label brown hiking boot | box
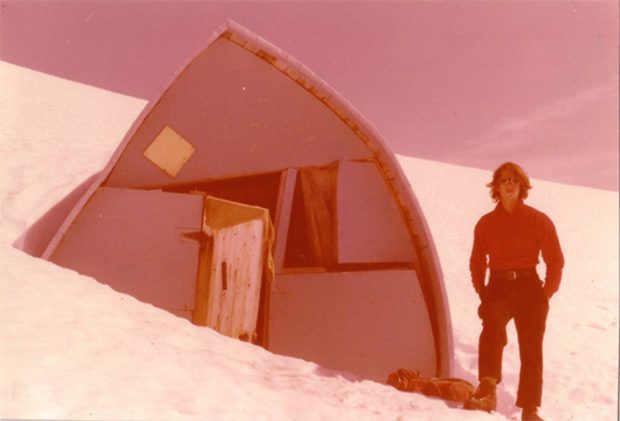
[463,376,497,412]
[522,406,544,421]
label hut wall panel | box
[49,187,203,318]
[105,38,372,188]
[268,270,436,382]
[337,161,416,264]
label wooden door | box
[193,196,269,344]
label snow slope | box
[1,61,617,420]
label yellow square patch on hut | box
[144,126,196,178]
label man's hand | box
[473,280,484,297]
[543,283,555,299]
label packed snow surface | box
[1,61,618,420]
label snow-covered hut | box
[41,21,453,382]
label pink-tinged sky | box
[1,0,618,191]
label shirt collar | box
[494,201,525,216]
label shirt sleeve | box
[469,219,488,293]
[540,214,564,295]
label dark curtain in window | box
[298,161,339,268]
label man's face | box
[498,171,521,203]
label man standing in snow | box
[464,162,564,421]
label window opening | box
[163,171,281,225]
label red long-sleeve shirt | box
[469,202,564,294]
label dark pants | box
[477,273,549,408]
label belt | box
[490,268,537,281]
